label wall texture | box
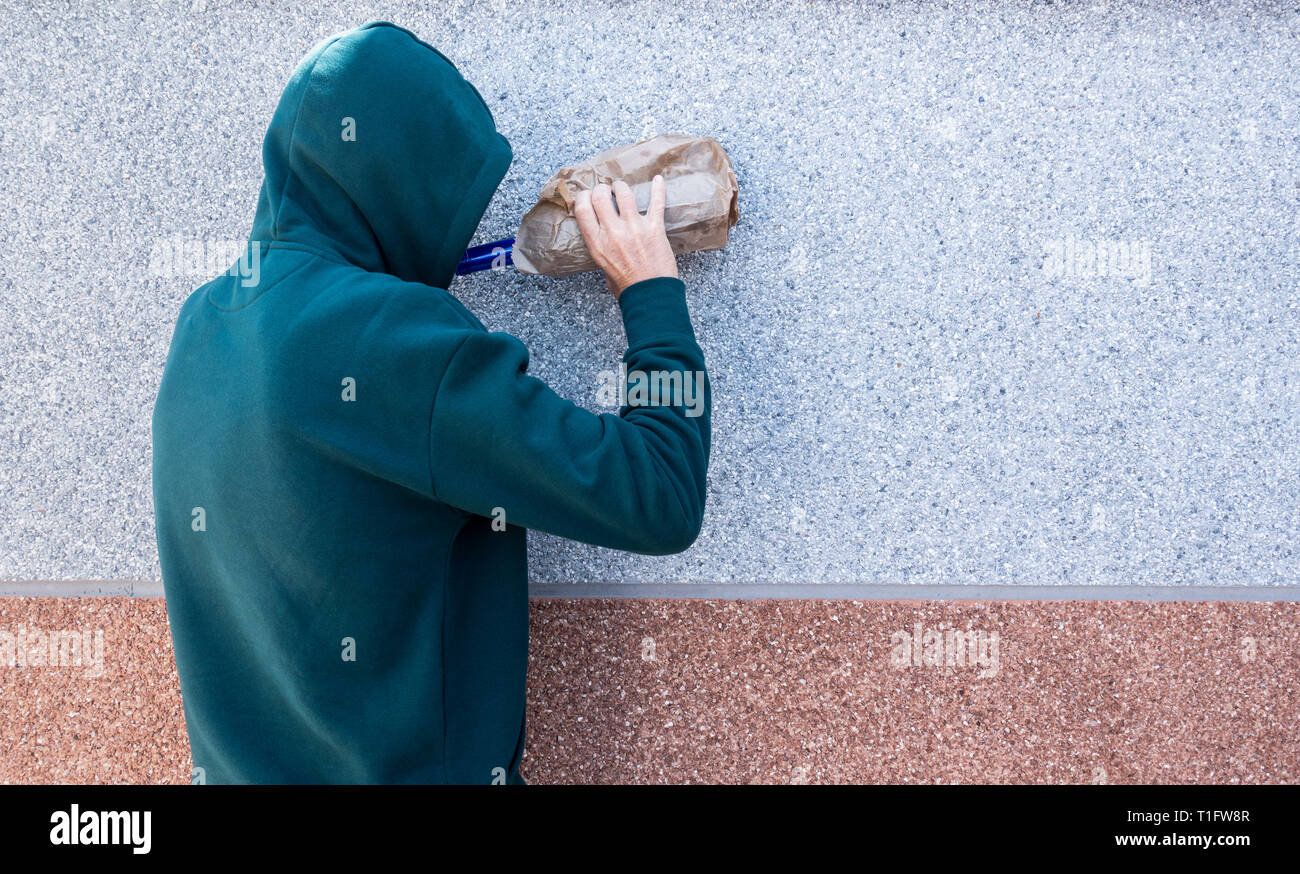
[1,1,1298,592]
[2,597,1297,784]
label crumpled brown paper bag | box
[512,133,739,276]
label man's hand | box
[573,175,678,298]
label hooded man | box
[152,22,710,784]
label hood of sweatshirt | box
[249,21,512,290]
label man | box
[152,22,710,784]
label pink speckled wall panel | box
[2,598,1296,784]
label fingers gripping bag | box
[512,133,740,277]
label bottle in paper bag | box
[512,133,739,277]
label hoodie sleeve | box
[428,276,710,555]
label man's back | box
[152,21,710,784]
[154,251,529,783]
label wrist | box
[616,276,691,342]
[615,269,680,299]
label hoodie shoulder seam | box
[425,331,477,503]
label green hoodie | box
[152,22,710,784]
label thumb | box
[647,174,667,224]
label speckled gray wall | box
[1,1,1297,588]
